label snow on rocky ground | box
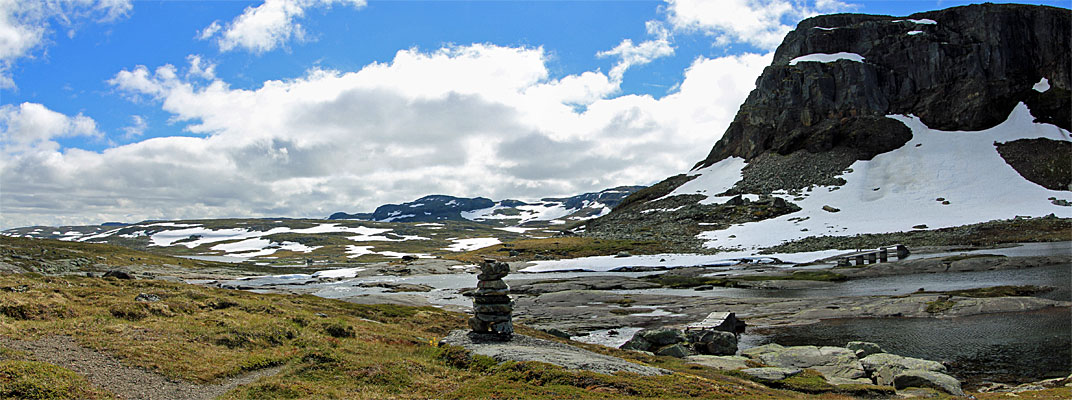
[146,223,411,249]
[446,237,502,252]
[496,227,538,233]
[789,52,865,65]
[461,199,611,226]
[462,202,573,224]
[663,157,747,203]
[675,103,1070,252]
[209,238,321,258]
[1033,77,1051,92]
[20,221,441,260]
[892,18,938,25]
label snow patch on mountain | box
[691,103,1070,251]
[1033,77,1051,93]
[789,52,865,65]
[662,157,747,204]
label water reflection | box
[749,308,1072,385]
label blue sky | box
[1,0,1068,228]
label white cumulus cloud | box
[2,43,769,229]
[598,21,675,81]
[121,115,147,139]
[665,0,853,49]
[201,0,366,53]
[0,102,101,145]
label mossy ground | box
[0,360,116,400]
[975,387,1072,400]
[924,299,957,313]
[4,219,538,267]
[940,285,1054,298]
[0,273,836,399]
[0,236,236,272]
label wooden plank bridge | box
[834,244,910,267]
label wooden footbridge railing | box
[834,244,910,267]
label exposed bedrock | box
[995,138,1072,191]
[696,3,1071,169]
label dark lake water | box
[746,307,1072,386]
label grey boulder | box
[740,367,803,381]
[747,345,866,381]
[893,370,965,396]
[860,353,946,385]
[655,343,692,358]
[845,341,884,358]
[688,330,738,356]
[636,328,687,347]
[685,355,749,370]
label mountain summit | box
[586,3,1070,251]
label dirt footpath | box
[0,335,281,400]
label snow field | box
[687,103,1070,251]
[445,237,502,252]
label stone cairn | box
[468,258,513,339]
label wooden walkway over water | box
[834,244,910,267]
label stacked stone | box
[468,258,513,339]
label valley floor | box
[1,234,1069,399]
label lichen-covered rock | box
[619,336,653,352]
[860,353,946,385]
[685,355,749,370]
[654,343,691,358]
[740,367,804,381]
[846,341,884,358]
[688,330,738,356]
[636,328,687,347]
[893,369,965,396]
[741,343,785,358]
[746,345,866,380]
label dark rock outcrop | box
[696,4,1070,169]
[995,138,1072,191]
[581,4,1070,249]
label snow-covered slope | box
[675,103,1070,251]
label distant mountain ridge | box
[328,186,645,226]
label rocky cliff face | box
[697,3,1070,169]
[585,4,1071,252]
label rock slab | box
[747,345,866,381]
[860,353,946,386]
[893,370,966,396]
[741,367,804,381]
[440,330,669,376]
